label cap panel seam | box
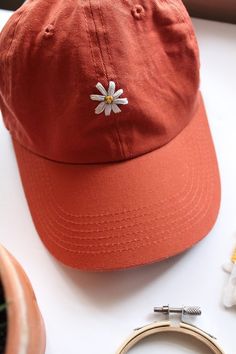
[98,0,130,159]
[4,6,27,65]
[89,0,126,160]
[82,2,99,81]
[84,0,123,160]
[166,0,200,65]
[88,0,108,82]
[2,7,28,141]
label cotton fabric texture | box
[0,0,220,270]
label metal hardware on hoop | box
[116,305,224,354]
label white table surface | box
[1,8,236,354]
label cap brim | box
[13,94,220,271]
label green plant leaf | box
[0,303,7,312]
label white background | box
[1,8,236,354]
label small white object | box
[222,261,236,308]
[223,261,234,274]
[90,81,128,116]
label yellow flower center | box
[104,95,114,104]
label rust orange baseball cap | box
[0,0,220,271]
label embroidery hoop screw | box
[154,305,201,321]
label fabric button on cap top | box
[0,0,220,270]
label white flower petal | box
[91,82,128,116]
[113,89,123,99]
[108,81,116,96]
[90,94,105,102]
[114,98,128,105]
[95,101,106,114]
[105,104,112,116]
[96,82,107,95]
[112,103,121,114]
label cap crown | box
[0,0,199,163]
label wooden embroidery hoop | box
[116,306,225,354]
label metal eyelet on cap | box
[131,4,145,20]
[44,24,55,38]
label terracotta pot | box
[0,245,46,354]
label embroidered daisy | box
[90,81,128,116]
